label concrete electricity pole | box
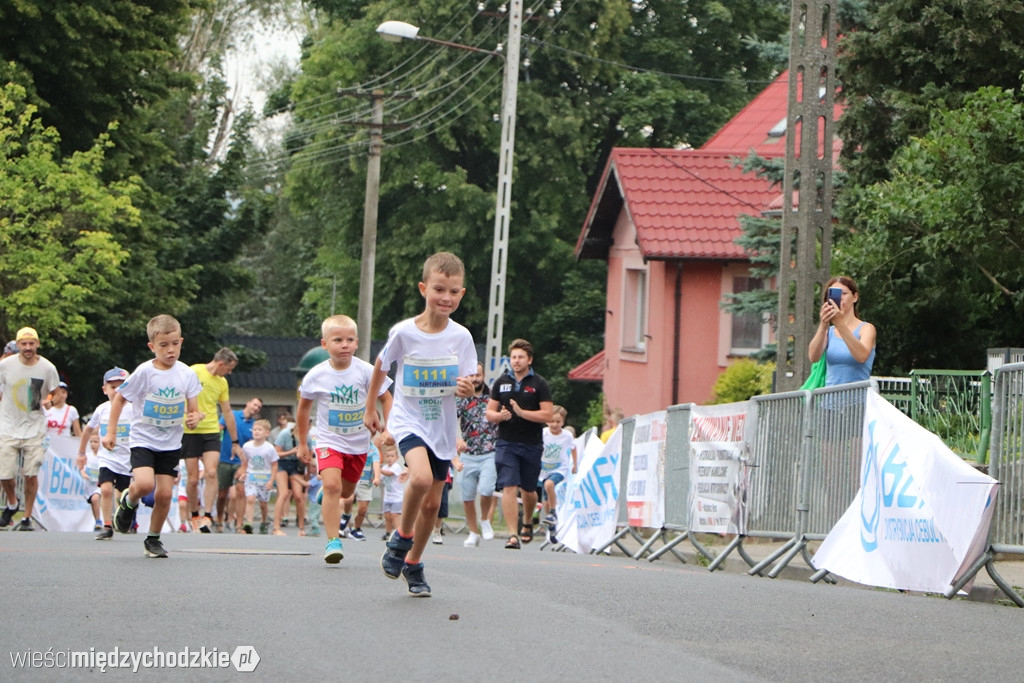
[357,89,384,361]
[775,1,838,390]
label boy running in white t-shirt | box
[296,314,393,564]
[79,367,135,540]
[378,437,406,540]
[103,315,202,558]
[540,405,577,529]
[364,252,477,597]
[242,419,278,534]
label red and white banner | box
[688,402,753,535]
[626,411,667,528]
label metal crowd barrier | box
[641,403,691,562]
[752,380,872,579]
[946,362,1024,605]
[593,418,643,555]
[702,390,807,573]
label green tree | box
[837,86,1024,371]
[263,0,788,417]
[0,83,135,341]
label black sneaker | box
[350,528,366,541]
[14,518,33,531]
[0,501,18,527]
[402,562,431,597]
[381,531,413,579]
[95,527,114,540]
[143,537,168,558]
[114,490,137,534]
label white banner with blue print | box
[555,426,622,554]
[813,390,998,593]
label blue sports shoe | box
[381,531,413,579]
[402,562,431,597]
[324,538,344,564]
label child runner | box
[540,405,578,530]
[103,315,202,558]
[296,314,393,564]
[378,438,406,541]
[79,367,134,540]
[242,419,278,534]
[364,251,477,597]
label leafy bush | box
[709,359,775,404]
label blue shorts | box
[459,452,497,501]
[494,440,542,491]
[399,435,450,482]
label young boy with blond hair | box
[296,314,393,564]
[540,405,577,529]
[378,437,406,540]
[364,252,477,597]
[242,418,278,534]
[103,315,202,558]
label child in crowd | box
[540,405,577,529]
[307,473,322,536]
[364,252,477,597]
[296,314,393,564]
[242,419,278,535]
[79,367,134,540]
[103,315,202,558]
[79,433,103,530]
[46,381,82,439]
[341,440,381,541]
[378,438,406,540]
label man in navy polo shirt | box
[486,339,553,548]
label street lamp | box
[377,2,523,385]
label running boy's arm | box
[372,459,381,487]
[185,396,202,430]
[363,358,390,440]
[76,424,96,467]
[102,393,126,451]
[295,397,314,464]
[266,460,278,490]
[571,445,578,474]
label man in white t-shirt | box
[0,327,60,530]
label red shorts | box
[315,447,367,484]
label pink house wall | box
[601,213,732,417]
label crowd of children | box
[21,252,591,600]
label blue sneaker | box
[381,531,413,579]
[402,562,431,597]
[324,538,344,564]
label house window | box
[730,276,767,354]
[622,268,648,352]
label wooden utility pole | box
[357,90,384,361]
[775,1,838,390]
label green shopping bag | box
[800,356,827,391]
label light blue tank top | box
[825,322,875,386]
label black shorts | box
[98,467,132,492]
[438,480,451,518]
[182,433,220,459]
[398,435,450,482]
[278,457,302,477]
[130,447,181,477]
[494,440,543,491]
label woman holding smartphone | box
[808,276,876,386]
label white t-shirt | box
[377,318,477,461]
[243,440,279,489]
[541,428,576,480]
[45,403,80,437]
[82,448,101,486]
[88,401,134,475]
[0,355,60,439]
[116,360,201,452]
[299,358,392,454]
[380,461,405,505]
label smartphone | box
[827,287,843,310]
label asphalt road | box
[2,528,1022,681]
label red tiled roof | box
[567,350,605,382]
[576,148,779,260]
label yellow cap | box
[15,327,39,342]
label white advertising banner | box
[555,426,622,554]
[813,391,999,593]
[688,402,753,535]
[36,436,95,532]
[626,411,667,529]
[34,436,180,533]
